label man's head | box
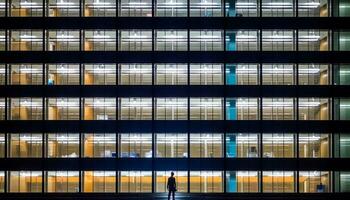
[171,172,174,177]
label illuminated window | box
[83,98,116,120]
[119,98,152,120]
[225,0,259,17]
[155,64,188,85]
[262,30,295,51]
[190,64,224,85]
[190,133,223,158]
[262,0,295,17]
[47,30,80,51]
[299,98,330,120]
[155,133,188,158]
[262,171,295,193]
[83,171,116,192]
[83,133,116,158]
[226,98,260,120]
[155,171,188,192]
[10,30,43,51]
[0,134,4,158]
[298,64,330,85]
[155,0,187,17]
[84,30,116,51]
[8,171,42,193]
[46,64,80,85]
[118,171,152,193]
[46,171,79,192]
[226,30,260,51]
[118,64,152,85]
[262,133,295,158]
[47,98,80,120]
[226,171,260,192]
[0,171,4,192]
[298,30,329,51]
[83,64,116,85]
[9,64,43,85]
[118,0,152,17]
[119,133,152,158]
[299,133,330,158]
[190,171,224,193]
[190,98,223,120]
[298,0,328,17]
[262,98,295,120]
[0,65,5,84]
[226,133,260,158]
[155,98,188,120]
[0,98,5,120]
[299,171,330,193]
[262,64,295,85]
[155,30,188,51]
[8,133,42,158]
[48,0,80,17]
[46,133,79,158]
[9,98,43,120]
[84,0,116,17]
[10,0,43,17]
[118,30,152,51]
[190,0,223,17]
[190,30,224,51]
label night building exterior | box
[1,0,350,199]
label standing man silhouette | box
[167,172,177,200]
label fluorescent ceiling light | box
[19,1,42,8]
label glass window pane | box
[190,98,223,120]
[226,64,259,85]
[8,171,42,193]
[155,30,188,51]
[226,133,260,158]
[155,64,188,85]
[190,0,223,17]
[298,64,329,85]
[118,64,152,85]
[155,171,188,192]
[8,133,42,158]
[155,134,188,158]
[226,0,259,17]
[190,64,224,85]
[298,30,329,51]
[155,0,187,17]
[9,64,43,85]
[226,30,259,51]
[48,0,80,17]
[46,171,79,193]
[263,133,295,158]
[299,133,330,158]
[226,98,259,120]
[84,64,116,85]
[190,30,224,51]
[262,30,295,51]
[47,64,80,85]
[299,171,330,193]
[83,98,116,120]
[190,171,224,193]
[84,0,116,17]
[190,133,223,158]
[118,0,152,17]
[83,171,116,192]
[10,30,43,51]
[226,171,260,192]
[155,98,188,120]
[9,98,43,120]
[47,30,80,51]
[298,0,328,17]
[119,30,152,51]
[119,98,152,120]
[84,30,116,51]
[262,0,295,17]
[262,64,295,85]
[118,171,152,192]
[263,171,295,193]
[119,133,152,158]
[262,98,295,120]
[47,133,79,158]
[10,0,43,17]
[83,133,116,158]
[47,98,80,120]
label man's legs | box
[168,190,171,200]
[172,190,175,200]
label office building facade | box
[0,0,350,199]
